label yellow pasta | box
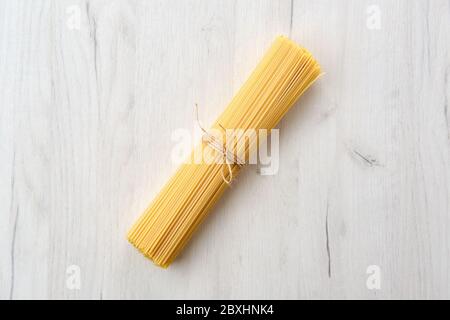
[127,36,321,268]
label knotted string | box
[195,104,245,185]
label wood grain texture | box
[0,0,449,299]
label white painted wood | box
[0,0,449,299]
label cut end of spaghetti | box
[127,232,170,269]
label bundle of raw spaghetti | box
[128,36,321,268]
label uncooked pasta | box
[127,36,321,268]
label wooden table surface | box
[1,0,449,299]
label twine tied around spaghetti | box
[195,104,245,185]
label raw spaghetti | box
[128,36,321,268]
